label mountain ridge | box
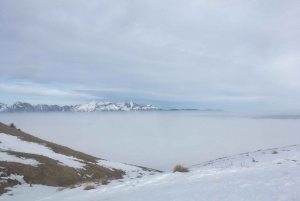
[0,101,221,113]
[0,101,158,113]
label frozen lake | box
[0,111,299,172]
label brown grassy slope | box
[0,151,124,186]
[0,122,125,194]
[0,122,98,163]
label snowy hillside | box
[0,133,159,175]
[1,125,300,201]
[0,123,162,197]
[0,101,158,113]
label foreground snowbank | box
[1,144,300,201]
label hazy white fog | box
[0,112,299,172]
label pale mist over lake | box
[0,111,299,172]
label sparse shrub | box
[137,175,142,178]
[84,185,95,190]
[272,150,278,154]
[101,178,109,185]
[173,165,189,173]
[9,123,16,129]
[57,187,67,191]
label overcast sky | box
[0,0,299,109]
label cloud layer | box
[0,1,299,109]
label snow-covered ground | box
[1,139,300,201]
[0,152,40,166]
[0,133,85,169]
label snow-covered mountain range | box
[0,101,158,113]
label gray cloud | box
[0,0,299,108]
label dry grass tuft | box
[272,150,278,154]
[57,187,67,191]
[69,185,76,189]
[84,185,95,190]
[173,165,189,173]
[101,178,109,185]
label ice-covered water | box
[0,111,299,171]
